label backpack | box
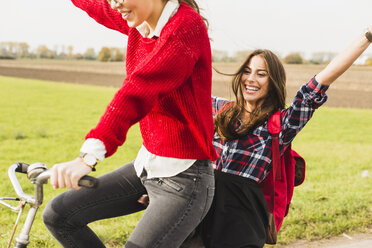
[259,111,306,244]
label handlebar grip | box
[15,163,30,174]
[78,176,99,188]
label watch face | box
[84,154,97,166]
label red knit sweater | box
[72,0,217,160]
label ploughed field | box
[1,59,371,108]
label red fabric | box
[259,111,306,231]
[72,0,217,160]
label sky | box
[1,0,371,57]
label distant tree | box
[67,45,74,59]
[233,50,252,63]
[309,52,326,64]
[73,53,84,60]
[212,49,230,62]
[61,45,66,56]
[18,42,30,58]
[98,47,111,62]
[37,45,49,58]
[366,58,372,66]
[283,52,303,64]
[309,52,337,64]
[111,47,125,61]
[84,48,97,60]
[0,48,7,57]
[0,42,9,57]
[8,42,14,57]
[56,52,68,60]
[37,45,55,59]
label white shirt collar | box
[136,0,180,38]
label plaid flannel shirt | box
[212,77,329,183]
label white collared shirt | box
[81,0,196,178]
[136,0,179,38]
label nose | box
[247,73,256,82]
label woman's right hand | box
[50,157,92,190]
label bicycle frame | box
[0,162,98,248]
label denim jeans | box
[42,160,215,248]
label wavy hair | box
[214,49,286,140]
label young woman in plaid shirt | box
[198,28,372,248]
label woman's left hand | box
[138,194,149,207]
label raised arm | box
[71,0,129,34]
[316,27,372,86]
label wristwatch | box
[79,152,97,171]
[365,29,372,43]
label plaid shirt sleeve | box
[212,96,232,118]
[280,76,329,149]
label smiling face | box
[241,55,270,112]
[110,0,165,30]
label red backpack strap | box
[267,111,282,136]
[268,111,282,181]
[267,111,282,212]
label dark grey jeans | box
[42,160,214,248]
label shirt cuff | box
[303,76,329,108]
[80,138,106,161]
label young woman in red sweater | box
[42,0,217,247]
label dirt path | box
[276,230,372,248]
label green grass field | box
[0,76,371,247]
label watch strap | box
[79,152,97,171]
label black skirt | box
[200,170,268,248]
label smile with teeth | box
[245,85,260,92]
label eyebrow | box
[245,66,268,72]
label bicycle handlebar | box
[14,162,98,187]
[8,162,98,205]
[35,170,98,188]
[2,162,98,247]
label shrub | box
[283,52,304,64]
[365,58,372,66]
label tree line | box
[1,42,371,65]
[0,42,125,62]
[213,49,372,66]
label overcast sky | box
[1,0,371,57]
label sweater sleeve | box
[279,76,329,149]
[86,28,203,157]
[71,0,129,35]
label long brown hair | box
[214,49,286,141]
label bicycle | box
[0,162,98,248]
